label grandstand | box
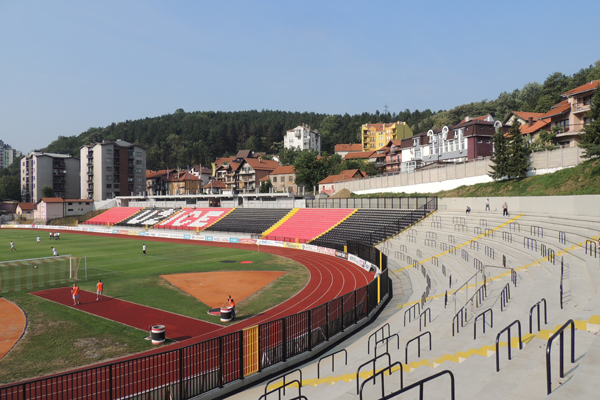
[262,208,356,242]
[43,201,600,399]
[205,207,291,234]
[154,208,233,231]
[227,208,600,399]
[311,208,429,250]
[85,207,141,225]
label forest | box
[31,60,600,172]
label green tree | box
[293,150,326,191]
[0,175,20,201]
[506,122,530,179]
[530,129,557,151]
[489,126,510,180]
[278,147,301,166]
[579,87,600,158]
[259,179,273,193]
[41,185,55,198]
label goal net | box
[0,255,86,293]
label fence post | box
[239,331,244,380]
[308,310,313,351]
[354,290,358,325]
[341,297,345,332]
[179,348,184,400]
[282,318,287,361]
[326,302,330,340]
[219,336,224,388]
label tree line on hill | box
[0,61,597,201]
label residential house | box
[16,203,36,220]
[266,165,298,194]
[236,158,281,191]
[284,124,321,154]
[213,157,242,191]
[146,169,174,196]
[189,165,212,186]
[361,121,413,151]
[504,111,550,143]
[80,139,146,201]
[20,152,80,203]
[343,151,377,163]
[318,169,367,195]
[202,179,226,195]
[557,80,600,146]
[334,144,363,158]
[167,171,203,195]
[383,140,403,173]
[399,116,502,173]
[33,197,65,222]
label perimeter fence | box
[0,242,389,400]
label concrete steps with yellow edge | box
[197,207,237,232]
[309,208,359,243]
[260,208,300,238]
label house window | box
[555,119,569,131]
[584,117,595,125]
[289,176,293,182]
[106,166,112,172]
[273,177,277,182]
[136,151,142,157]
[136,168,142,173]
[477,139,483,143]
[107,184,112,188]
[136,160,142,165]
[583,95,592,106]
[106,158,112,164]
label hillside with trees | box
[35,61,600,172]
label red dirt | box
[160,271,286,308]
[0,298,26,360]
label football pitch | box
[0,229,308,383]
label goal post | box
[0,255,86,293]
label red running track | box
[31,288,222,341]
[1,229,373,395]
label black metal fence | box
[306,196,438,210]
[0,246,389,400]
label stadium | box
[0,194,599,399]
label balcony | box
[87,153,94,159]
[572,104,590,114]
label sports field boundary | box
[0,224,386,400]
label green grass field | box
[0,229,308,384]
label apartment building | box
[266,165,298,194]
[1,140,21,169]
[284,124,321,154]
[80,140,146,201]
[361,121,413,151]
[20,152,80,203]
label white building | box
[0,140,21,169]
[80,139,146,201]
[284,124,321,154]
[20,152,80,203]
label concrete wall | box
[439,194,600,217]
[338,146,584,195]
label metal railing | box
[448,234,455,244]
[375,334,400,357]
[259,379,301,400]
[1,245,388,400]
[368,324,391,354]
[419,308,431,332]
[404,303,420,327]
[502,231,512,243]
[380,370,455,400]
[546,319,576,395]
[356,352,391,395]
[530,225,544,237]
[558,231,567,244]
[474,308,493,340]
[264,369,302,397]
[359,362,403,400]
[524,237,538,251]
[317,349,347,379]
[495,320,522,372]
[529,299,548,334]
[509,221,520,232]
[585,239,597,258]
[405,331,432,364]
[500,283,511,311]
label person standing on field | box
[502,202,509,217]
[10,241,16,252]
[142,243,146,255]
[227,295,236,320]
[485,198,490,211]
[71,283,80,305]
[36,236,41,245]
[96,280,103,301]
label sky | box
[1,0,599,154]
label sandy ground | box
[0,298,26,360]
[160,271,286,308]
